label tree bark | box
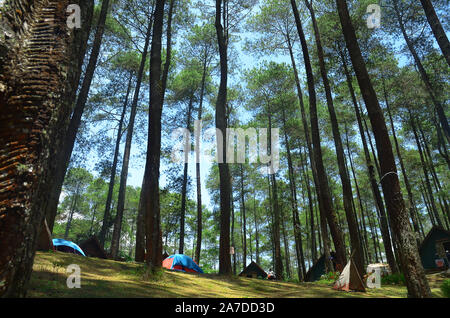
[215,0,232,275]
[0,0,91,297]
[336,0,431,298]
[143,0,166,270]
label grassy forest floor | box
[28,251,446,298]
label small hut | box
[419,226,450,270]
[79,236,108,259]
[239,261,267,279]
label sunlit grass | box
[27,251,446,298]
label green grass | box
[27,251,446,298]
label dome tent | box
[52,239,86,256]
[162,254,203,274]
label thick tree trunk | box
[419,0,450,66]
[143,0,166,270]
[290,0,346,268]
[215,0,232,275]
[0,0,90,297]
[336,0,431,298]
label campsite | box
[27,251,448,298]
[0,0,449,301]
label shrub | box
[381,273,406,286]
[441,279,450,298]
[318,271,340,284]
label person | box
[267,268,276,280]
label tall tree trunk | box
[0,0,91,297]
[281,208,291,279]
[135,179,146,262]
[179,93,194,254]
[253,192,260,264]
[143,0,166,270]
[290,0,346,268]
[306,0,364,275]
[287,32,320,267]
[110,17,154,259]
[338,46,399,274]
[100,72,134,249]
[215,0,232,275]
[64,187,80,240]
[417,121,450,227]
[409,111,443,228]
[336,0,431,297]
[239,164,247,268]
[298,144,318,265]
[282,109,307,280]
[231,190,236,275]
[382,78,422,241]
[344,123,370,263]
[393,0,450,143]
[231,193,236,275]
[419,0,450,66]
[267,112,284,280]
[45,0,110,233]
[194,51,208,264]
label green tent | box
[419,226,450,270]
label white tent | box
[333,257,366,292]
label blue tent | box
[162,254,204,274]
[52,239,86,256]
